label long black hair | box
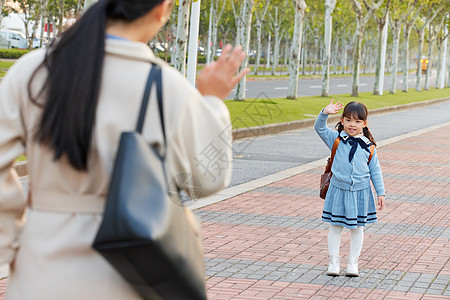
[335,101,377,147]
[28,0,165,171]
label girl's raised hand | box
[323,99,344,115]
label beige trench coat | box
[0,39,232,299]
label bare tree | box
[400,2,422,92]
[253,0,270,75]
[321,0,336,97]
[173,0,191,75]
[424,15,445,90]
[388,2,407,94]
[373,0,391,95]
[350,0,383,97]
[233,0,255,101]
[207,0,227,64]
[413,6,441,91]
[269,6,286,75]
[0,0,6,29]
[287,0,307,100]
[39,0,47,48]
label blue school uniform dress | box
[314,110,385,229]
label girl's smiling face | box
[341,115,367,137]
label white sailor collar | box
[339,131,372,145]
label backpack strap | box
[368,144,375,164]
[325,137,340,173]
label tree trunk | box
[83,0,96,11]
[312,35,318,75]
[424,38,434,90]
[439,23,448,89]
[234,0,255,101]
[287,0,307,100]
[389,20,401,94]
[58,0,64,33]
[206,5,213,64]
[255,23,263,75]
[254,0,270,75]
[401,29,412,92]
[40,0,48,48]
[174,0,191,76]
[373,12,389,95]
[322,0,336,97]
[351,28,363,97]
[208,0,226,63]
[271,28,281,75]
[0,0,5,29]
[435,40,442,89]
[266,34,271,69]
[415,30,425,91]
[170,9,177,65]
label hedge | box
[155,53,208,64]
[0,49,30,59]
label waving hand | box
[323,99,344,115]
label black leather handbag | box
[93,65,207,300]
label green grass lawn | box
[0,61,15,69]
[225,88,450,129]
[16,154,27,162]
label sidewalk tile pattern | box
[0,127,448,299]
[200,126,450,299]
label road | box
[227,73,437,99]
[229,99,450,187]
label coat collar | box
[105,38,168,67]
[339,131,372,145]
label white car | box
[0,29,27,49]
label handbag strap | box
[135,64,167,149]
[325,137,340,173]
[368,144,375,164]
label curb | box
[232,96,450,140]
[13,97,450,177]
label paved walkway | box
[0,123,449,299]
[198,123,449,299]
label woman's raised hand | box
[196,44,250,100]
[323,99,344,115]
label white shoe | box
[346,256,359,277]
[326,255,340,276]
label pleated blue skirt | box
[322,183,377,229]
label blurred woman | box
[0,0,247,298]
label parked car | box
[0,29,27,49]
[32,37,49,49]
[149,42,165,53]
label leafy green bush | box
[154,53,208,64]
[0,49,30,59]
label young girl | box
[314,100,385,277]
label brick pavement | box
[0,125,448,299]
[200,125,450,299]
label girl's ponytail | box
[363,127,377,147]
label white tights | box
[328,225,364,258]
